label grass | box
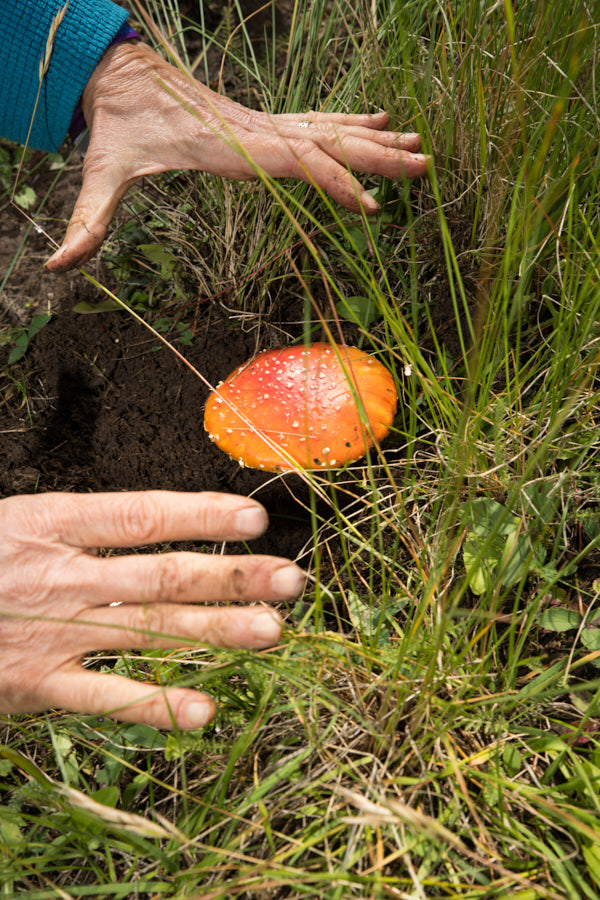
[2,0,600,896]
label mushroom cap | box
[204,343,398,471]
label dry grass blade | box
[55,782,186,840]
[339,787,567,900]
[39,0,70,82]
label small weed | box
[0,143,35,209]
[5,313,52,365]
[462,495,553,595]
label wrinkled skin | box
[46,41,429,271]
[0,491,304,729]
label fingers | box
[272,110,392,130]
[230,132,370,211]
[41,668,218,730]
[80,551,304,607]
[310,133,430,180]
[265,117,424,152]
[208,125,428,211]
[18,490,269,548]
[80,603,284,651]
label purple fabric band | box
[110,25,141,45]
[68,22,141,141]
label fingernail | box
[361,192,380,213]
[46,245,70,272]
[251,610,283,645]
[270,564,304,599]
[185,700,214,728]
[234,505,268,538]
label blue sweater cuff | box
[0,0,130,152]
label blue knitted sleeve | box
[0,0,130,152]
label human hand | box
[0,490,303,729]
[46,41,429,271]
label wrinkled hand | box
[46,41,429,271]
[0,490,303,729]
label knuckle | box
[117,493,165,545]
[0,547,67,614]
[145,604,172,642]
[125,689,175,727]
[293,139,318,160]
[0,615,39,653]
[124,602,170,644]
[0,629,52,714]
[0,667,36,713]
[1,493,58,538]
[150,554,187,603]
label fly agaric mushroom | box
[204,343,397,471]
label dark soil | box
[0,245,323,563]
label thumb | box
[46,155,131,272]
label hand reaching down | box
[46,41,430,271]
[0,490,304,730]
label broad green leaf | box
[118,722,166,749]
[14,185,36,209]
[463,521,505,595]
[7,333,28,364]
[138,243,178,280]
[336,295,380,327]
[466,497,521,536]
[7,313,52,363]
[47,151,66,170]
[346,591,391,643]
[521,481,560,526]
[463,498,546,594]
[500,528,533,588]
[73,298,122,313]
[581,628,600,651]
[29,313,52,333]
[503,743,523,776]
[0,813,25,849]
[539,607,581,632]
[92,786,120,808]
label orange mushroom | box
[204,343,397,472]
